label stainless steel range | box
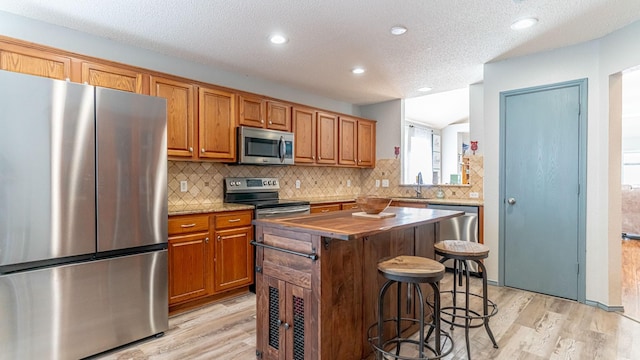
[224,177,310,219]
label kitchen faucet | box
[415,172,423,198]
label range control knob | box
[273,180,277,186]
[263,180,268,186]
[235,181,241,186]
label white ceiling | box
[1,0,639,121]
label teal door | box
[500,80,586,301]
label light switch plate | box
[382,179,389,188]
[347,179,351,187]
[295,179,301,189]
[375,179,380,187]
[180,181,188,192]
[469,192,479,198]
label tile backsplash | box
[168,155,484,206]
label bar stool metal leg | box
[477,260,498,349]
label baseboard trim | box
[585,300,624,312]
[487,279,498,287]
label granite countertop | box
[253,206,463,241]
[168,202,254,216]
[392,198,484,206]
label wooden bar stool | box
[433,240,498,360]
[367,255,453,359]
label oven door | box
[255,205,310,219]
[237,126,294,165]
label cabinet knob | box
[269,120,272,125]
[189,147,193,153]
[318,156,321,160]
[312,156,315,160]
[205,237,209,243]
[283,322,290,330]
[261,119,264,124]
[217,235,221,241]
[201,148,205,153]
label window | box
[402,123,434,184]
[623,152,640,187]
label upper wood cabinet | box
[292,106,316,164]
[267,100,292,131]
[316,111,338,165]
[293,108,338,165]
[339,116,376,168]
[150,76,196,158]
[199,87,236,161]
[81,61,147,94]
[357,118,376,167]
[238,94,265,128]
[239,94,292,131]
[0,43,73,80]
[338,116,358,166]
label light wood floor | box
[94,273,640,360]
[622,239,640,321]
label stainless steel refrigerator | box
[0,70,168,359]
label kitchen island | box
[253,206,462,360]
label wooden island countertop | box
[254,207,462,360]
[252,206,463,241]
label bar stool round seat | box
[433,240,499,360]
[368,255,453,360]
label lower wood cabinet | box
[214,225,253,292]
[168,231,212,304]
[168,210,253,313]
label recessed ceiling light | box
[269,34,288,44]
[352,67,365,74]
[390,26,408,36]
[510,17,538,30]
[418,87,433,92]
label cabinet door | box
[0,43,72,80]
[168,232,212,305]
[267,101,291,131]
[317,111,338,165]
[258,275,287,360]
[81,62,147,94]
[150,76,196,158]
[258,275,311,360]
[198,87,236,161]
[285,283,312,360]
[238,94,266,128]
[292,106,316,164]
[213,226,253,292]
[357,119,376,167]
[338,116,358,166]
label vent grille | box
[293,295,305,360]
[268,286,280,350]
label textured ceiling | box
[0,0,639,115]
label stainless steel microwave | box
[237,126,295,165]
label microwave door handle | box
[279,136,285,163]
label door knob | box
[507,198,516,205]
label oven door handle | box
[278,135,285,163]
[256,207,310,217]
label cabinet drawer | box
[310,204,341,214]
[214,211,253,229]
[168,214,210,235]
[341,202,359,210]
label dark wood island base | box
[253,206,462,360]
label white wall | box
[469,83,484,155]
[483,19,640,307]
[0,11,358,115]
[359,99,402,160]
[441,123,469,183]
